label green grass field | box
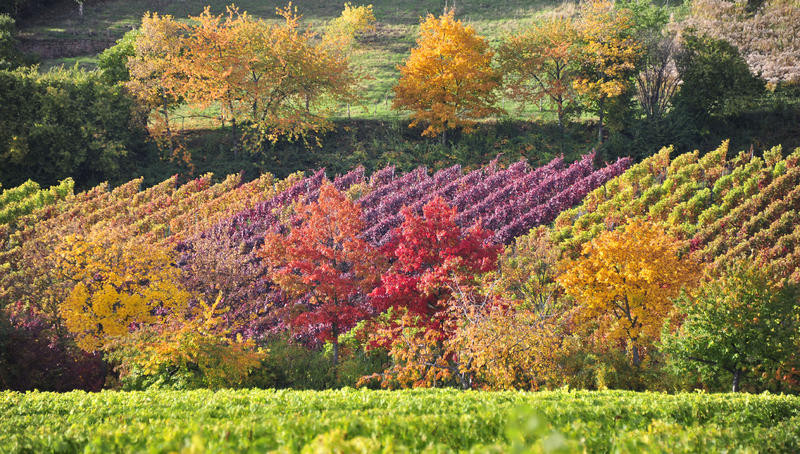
[2,388,799,452]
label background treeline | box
[1,0,799,191]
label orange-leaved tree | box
[55,234,192,352]
[497,14,581,130]
[259,183,385,367]
[573,0,641,143]
[557,219,701,367]
[151,4,361,150]
[126,12,185,160]
[393,10,503,144]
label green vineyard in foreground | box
[2,389,800,453]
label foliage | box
[325,2,376,47]
[573,0,641,142]
[97,28,138,85]
[0,14,22,70]
[3,389,800,452]
[364,197,502,388]
[557,219,701,366]
[451,295,563,390]
[55,234,192,352]
[673,32,764,119]
[497,14,580,128]
[359,153,630,246]
[393,11,503,141]
[662,262,800,392]
[0,303,105,392]
[260,183,385,365]
[552,142,800,285]
[0,178,73,230]
[0,66,148,189]
[136,4,361,148]
[680,0,800,85]
[105,294,265,390]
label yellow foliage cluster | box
[326,2,376,47]
[55,234,191,352]
[557,219,701,365]
[393,11,503,140]
[111,294,265,389]
[573,0,641,101]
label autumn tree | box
[325,2,376,48]
[106,294,265,390]
[557,219,701,367]
[497,14,580,130]
[259,183,384,367]
[364,197,502,388]
[55,234,192,352]
[450,287,563,390]
[392,11,503,144]
[133,4,362,151]
[126,12,184,159]
[573,0,641,143]
[662,262,800,392]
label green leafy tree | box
[0,14,23,70]
[662,262,800,392]
[0,67,147,188]
[674,33,764,119]
[97,28,139,85]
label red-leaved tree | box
[370,197,501,324]
[259,183,385,367]
[364,197,503,388]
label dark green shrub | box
[0,67,149,189]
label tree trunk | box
[631,344,641,367]
[440,129,447,146]
[732,368,742,392]
[597,99,605,144]
[556,100,565,133]
[231,117,238,157]
[332,338,339,369]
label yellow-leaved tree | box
[105,294,266,389]
[55,234,191,352]
[393,10,503,144]
[126,12,185,160]
[574,0,641,143]
[325,2,376,47]
[557,219,701,367]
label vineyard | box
[0,153,628,339]
[2,388,800,453]
[552,141,800,282]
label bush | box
[0,14,22,70]
[0,67,149,189]
[0,303,106,392]
[662,262,800,393]
[674,32,764,120]
[97,28,138,85]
